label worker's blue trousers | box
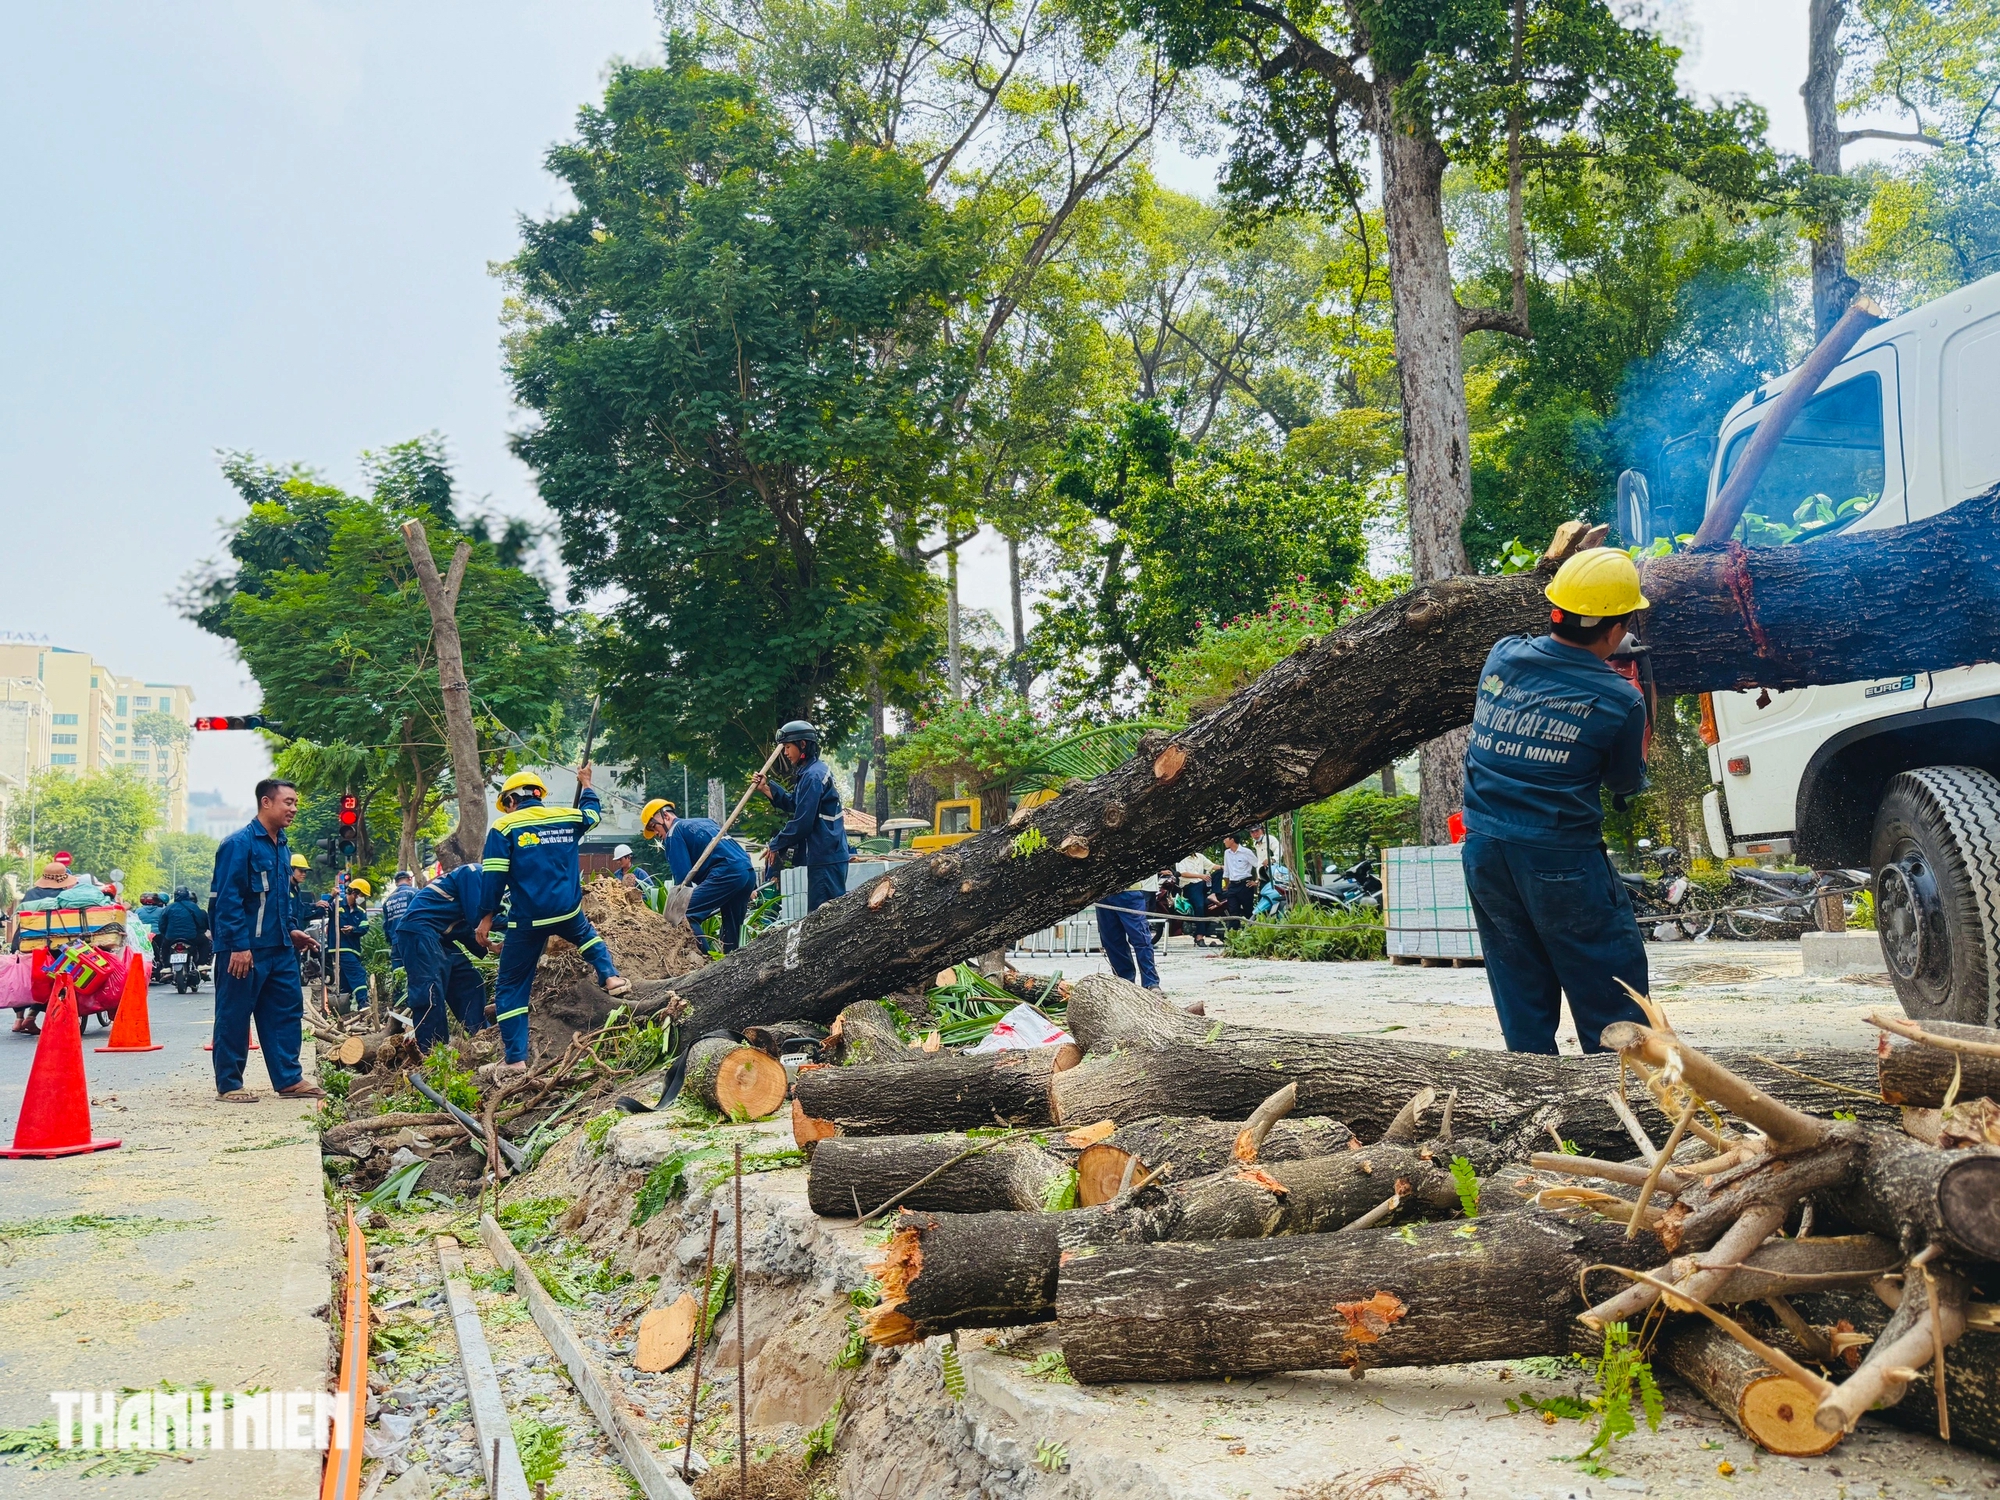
[686,865,755,953]
[1095,891,1161,989]
[494,911,617,1064]
[401,916,489,1054]
[212,949,304,1094]
[806,864,848,912]
[1461,833,1649,1055]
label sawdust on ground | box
[532,877,709,1001]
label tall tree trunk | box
[1008,533,1032,697]
[869,666,890,825]
[1806,0,1860,339]
[399,523,486,867]
[1376,101,1476,844]
[907,769,936,826]
[946,546,963,703]
[853,755,870,822]
[1379,764,1397,795]
[629,489,2000,1037]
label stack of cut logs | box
[785,975,2000,1459]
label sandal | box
[218,1089,259,1103]
[276,1082,326,1099]
[604,975,633,999]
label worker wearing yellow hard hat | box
[331,876,372,1011]
[1456,546,1654,1056]
[642,796,757,955]
[475,762,631,1078]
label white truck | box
[1624,271,2000,1026]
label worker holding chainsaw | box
[752,720,851,912]
[1458,548,1652,1056]
[640,799,756,953]
[475,764,631,1078]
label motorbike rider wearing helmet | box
[752,721,851,912]
[157,886,213,973]
[475,764,632,1077]
[1459,547,1652,1055]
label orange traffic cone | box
[96,952,163,1054]
[3,978,121,1158]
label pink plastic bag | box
[0,952,31,1010]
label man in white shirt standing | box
[1220,834,1259,929]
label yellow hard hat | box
[640,798,675,833]
[1545,548,1649,620]
[500,770,548,800]
[348,878,372,898]
[290,853,309,870]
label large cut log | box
[825,1000,909,1067]
[866,1138,1518,1343]
[1798,1291,2000,1456]
[1076,1114,1355,1206]
[635,488,2000,1037]
[1878,1019,2000,1108]
[791,1048,1079,1138]
[806,1133,1076,1217]
[680,1036,789,1120]
[1055,1209,1660,1383]
[1049,1036,1888,1160]
[1659,1322,1842,1457]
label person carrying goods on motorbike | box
[398,860,492,1052]
[157,886,213,975]
[1459,548,1652,1055]
[641,798,755,953]
[476,764,632,1079]
[752,721,851,912]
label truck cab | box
[1650,271,2000,1024]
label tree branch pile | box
[785,976,2000,1460]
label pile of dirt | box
[531,877,708,1003]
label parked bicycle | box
[1723,864,1869,941]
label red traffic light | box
[193,714,268,731]
[338,794,359,827]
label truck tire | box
[1870,766,2000,1026]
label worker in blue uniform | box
[475,765,631,1078]
[330,877,371,1013]
[209,778,321,1102]
[640,797,757,953]
[752,720,851,912]
[398,861,491,1052]
[1459,548,1653,1055]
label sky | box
[0,0,1916,812]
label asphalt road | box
[0,975,330,1497]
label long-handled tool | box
[574,695,601,781]
[663,744,783,927]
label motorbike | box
[163,939,207,994]
[1723,864,1869,941]
[1307,857,1382,912]
[1617,841,1719,941]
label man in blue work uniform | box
[329,877,371,1013]
[1460,548,1653,1055]
[209,778,321,1102]
[610,845,656,895]
[752,721,850,912]
[380,869,417,993]
[640,798,756,953]
[398,860,491,1052]
[475,765,631,1079]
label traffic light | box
[338,793,359,827]
[192,715,268,731]
[315,837,340,867]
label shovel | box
[664,744,784,927]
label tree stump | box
[825,1000,908,1067]
[680,1037,788,1120]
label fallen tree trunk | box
[1076,1114,1354,1206]
[1055,1209,1659,1383]
[792,1048,1079,1138]
[806,1133,1076,1217]
[825,1000,909,1067]
[1878,1020,2000,1108]
[1048,1036,1887,1160]
[866,1138,1516,1343]
[680,1037,789,1120]
[638,489,2000,1037]
[1798,1290,2000,1456]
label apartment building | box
[0,644,197,832]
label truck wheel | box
[1871,766,2000,1025]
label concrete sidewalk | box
[0,979,330,1496]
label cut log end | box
[699,1043,788,1120]
[865,1227,924,1346]
[1938,1155,2000,1260]
[791,1095,839,1152]
[333,1036,366,1067]
[633,1292,700,1373]
[1076,1144,1137,1208]
[1740,1374,1844,1457]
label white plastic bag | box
[967,1002,1075,1055]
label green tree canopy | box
[23,767,160,887]
[504,43,968,781]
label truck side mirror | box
[1616,470,1653,549]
